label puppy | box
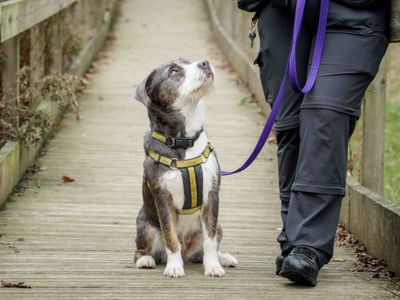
[133,58,237,278]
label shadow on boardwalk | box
[0,0,396,299]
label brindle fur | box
[134,59,222,266]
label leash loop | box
[221,0,329,176]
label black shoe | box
[275,255,285,275]
[279,246,320,287]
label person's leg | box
[281,1,388,283]
[275,128,299,244]
[256,1,312,250]
[283,109,352,266]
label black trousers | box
[255,0,388,266]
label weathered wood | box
[0,142,20,208]
[29,23,45,106]
[82,0,95,40]
[1,35,19,96]
[0,0,77,43]
[0,1,396,298]
[67,1,113,76]
[0,0,118,214]
[48,14,62,74]
[361,57,386,195]
[391,0,400,42]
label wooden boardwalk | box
[0,0,396,299]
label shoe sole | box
[279,268,317,287]
[275,256,285,276]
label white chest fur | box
[160,96,219,237]
[160,132,219,235]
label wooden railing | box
[0,0,118,207]
[205,0,400,276]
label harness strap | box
[151,129,203,149]
[179,165,203,215]
[148,143,213,169]
[146,145,210,215]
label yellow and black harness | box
[147,129,212,215]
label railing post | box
[29,24,45,106]
[1,36,19,97]
[50,15,63,74]
[360,56,387,195]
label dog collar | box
[151,128,203,149]
[148,143,213,169]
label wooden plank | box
[361,57,386,195]
[28,22,44,108]
[48,14,62,74]
[0,0,77,42]
[392,0,400,42]
[0,1,396,298]
[1,35,19,96]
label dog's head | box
[134,58,214,110]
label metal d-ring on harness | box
[147,129,213,215]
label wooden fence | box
[204,0,400,276]
[0,0,118,207]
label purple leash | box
[221,0,329,176]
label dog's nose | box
[197,60,210,70]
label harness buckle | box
[176,138,193,148]
[166,136,176,148]
[169,158,178,170]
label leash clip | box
[249,15,257,48]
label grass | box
[384,44,400,206]
[384,98,400,205]
[348,44,400,206]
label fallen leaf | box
[331,257,347,262]
[62,176,75,183]
[1,280,31,288]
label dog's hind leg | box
[218,251,238,267]
[214,225,238,268]
[134,208,164,269]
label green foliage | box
[384,100,400,205]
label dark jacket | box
[237,0,381,12]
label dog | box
[133,58,237,278]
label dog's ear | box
[133,78,149,106]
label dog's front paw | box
[136,255,156,269]
[164,265,185,278]
[218,252,238,267]
[205,264,225,277]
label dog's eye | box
[169,67,180,76]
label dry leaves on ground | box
[62,175,75,183]
[1,280,31,288]
[335,224,395,279]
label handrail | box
[0,0,77,42]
